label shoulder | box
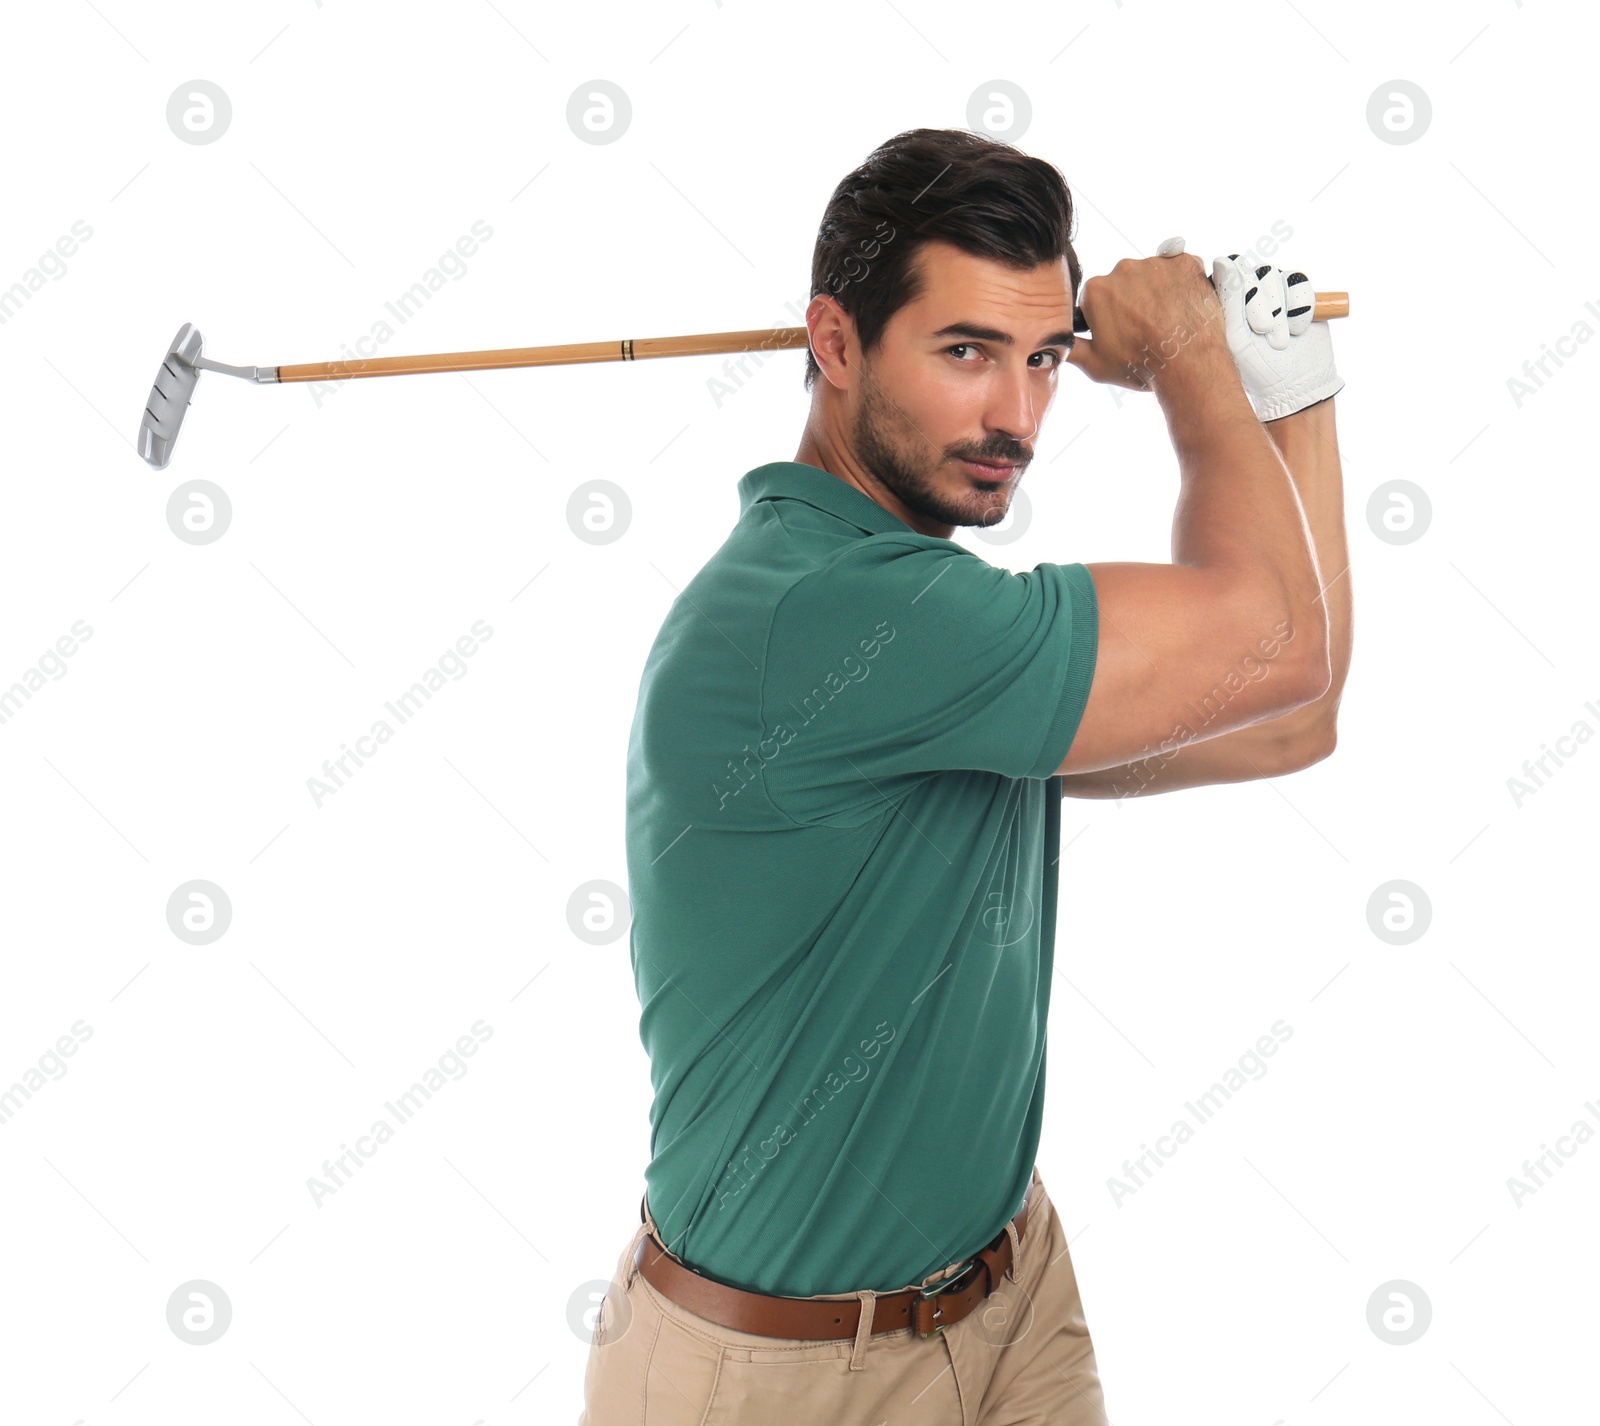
[777,533,1082,617]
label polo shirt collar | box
[738,461,914,537]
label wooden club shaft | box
[273,293,1349,382]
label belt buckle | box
[914,1257,979,1338]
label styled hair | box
[803,128,1081,391]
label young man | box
[582,126,1349,1423]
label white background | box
[2,1,1595,1423]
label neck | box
[793,404,952,540]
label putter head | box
[138,323,204,470]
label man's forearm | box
[1157,342,1329,671]
[1061,394,1350,800]
[1261,395,1350,735]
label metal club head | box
[138,324,204,470]
[137,324,277,470]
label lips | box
[960,458,1020,479]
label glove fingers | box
[1211,253,1246,306]
[1210,255,1250,340]
[1243,264,1289,350]
[1209,255,1270,392]
[1284,270,1315,336]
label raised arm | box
[1059,393,1349,797]
[1055,254,1332,778]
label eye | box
[1030,350,1065,370]
[945,343,981,362]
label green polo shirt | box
[625,459,1098,1298]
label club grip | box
[1072,290,1348,335]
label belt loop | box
[848,1290,876,1370]
[1004,1218,1024,1288]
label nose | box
[987,362,1040,447]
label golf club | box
[136,291,1351,470]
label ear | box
[806,292,858,392]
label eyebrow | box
[930,322,1076,349]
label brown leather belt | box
[634,1185,1031,1341]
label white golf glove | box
[1211,253,1343,421]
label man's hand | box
[1066,249,1233,393]
[1212,254,1344,421]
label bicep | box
[1056,561,1326,776]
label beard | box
[850,359,1030,531]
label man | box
[581,126,1349,1423]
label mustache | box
[951,445,1030,465]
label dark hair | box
[803,127,1081,392]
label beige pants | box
[578,1166,1107,1424]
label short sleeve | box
[759,536,1099,825]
